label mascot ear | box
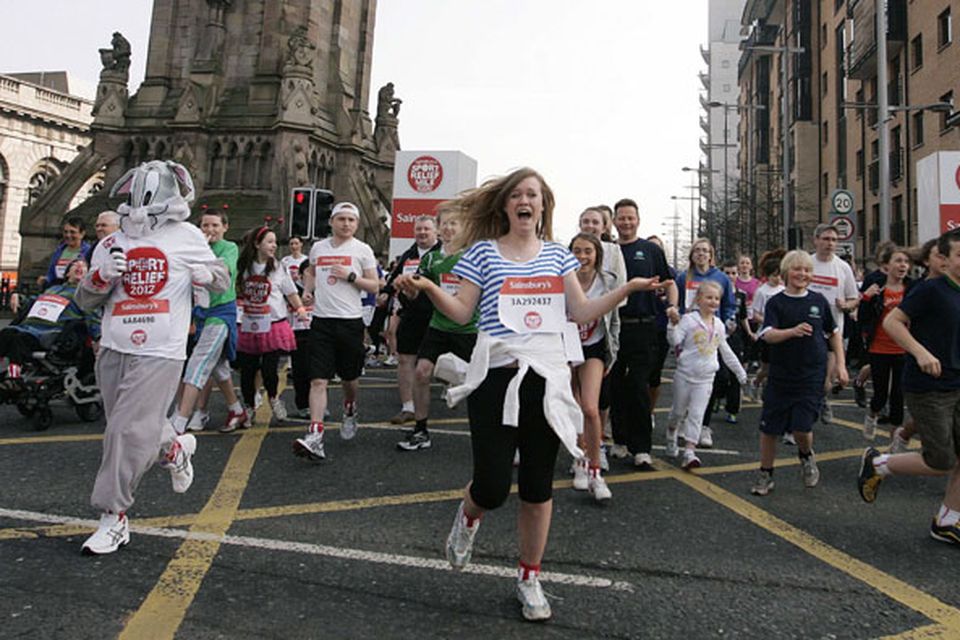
[166,161,195,203]
[110,167,138,197]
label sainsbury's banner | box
[918,151,960,242]
[391,151,477,260]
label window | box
[822,23,828,48]
[822,71,828,97]
[939,8,952,49]
[856,148,865,177]
[913,110,925,147]
[723,84,731,93]
[871,139,879,160]
[822,172,829,195]
[941,91,954,131]
[855,87,865,120]
[721,59,730,69]
[823,120,829,145]
[911,34,923,70]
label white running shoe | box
[446,501,479,570]
[889,427,909,454]
[665,425,679,458]
[293,431,326,461]
[270,397,288,422]
[782,432,796,446]
[159,434,197,494]
[820,399,834,424]
[863,414,878,441]
[633,452,653,469]
[681,449,702,470]
[186,411,209,432]
[699,427,714,449]
[254,390,263,411]
[572,458,589,491]
[801,453,820,488]
[341,410,358,440]
[82,512,130,555]
[517,572,552,621]
[609,444,629,459]
[650,413,656,430]
[588,474,612,502]
[598,445,609,472]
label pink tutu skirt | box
[238,319,297,355]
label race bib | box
[291,305,313,331]
[27,294,70,322]
[684,280,701,310]
[498,276,566,334]
[402,258,420,276]
[316,256,351,286]
[110,298,171,348]
[54,257,72,279]
[578,318,600,343]
[440,273,462,296]
[242,304,271,334]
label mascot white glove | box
[99,248,128,281]
[191,264,214,286]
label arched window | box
[26,159,62,207]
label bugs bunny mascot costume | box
[77,160,230,555]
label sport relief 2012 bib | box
[110,247,172,348]
[440,273,462,296]
[498,275,566,334]
[316,255,351,286]
[27,294,70,322]
[402,258,420,276]
[684,279,701,311]
[241,275,272,334]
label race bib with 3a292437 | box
[497,276,566,334]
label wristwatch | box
[347,272,357,283]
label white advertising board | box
[917,151,960,242]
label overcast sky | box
[4,1,708,247]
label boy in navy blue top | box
[858,229,960,546]
[752,250,846,496]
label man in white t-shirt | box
[808,222,859,422]
[294,202,379,461]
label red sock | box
[7,363,21,379]
[589,464,601,477]
[519,560,541,581]
[310,421,324,434]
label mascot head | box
[110,160,195,238]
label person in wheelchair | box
[2,259,101,392]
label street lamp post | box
[745,39,805,248]
[682,166,719,243]
[671,193,700,255]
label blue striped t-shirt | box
[452,240,580,338]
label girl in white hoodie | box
[666,280,747,469]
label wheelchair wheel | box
[75,401,103,422]
[16,402,36,418]
[32,407,53,431]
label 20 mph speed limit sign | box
[831,189,855,215]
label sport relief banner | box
[917,151,960,242]
[390,151,477,260]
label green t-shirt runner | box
[418,248,478,334]
[203,239,238,327]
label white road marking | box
[0,507,634,592]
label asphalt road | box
[1,361,958,639]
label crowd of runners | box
[6,161,959,622]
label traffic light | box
[313,189,334,240]
[289,188,313,239]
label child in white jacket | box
[666,280,747,469]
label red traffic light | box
[295,192,305,205]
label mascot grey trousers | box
[90,348,182,514]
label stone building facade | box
[19,0,398,279]
[737,0,960,262]
[0,73,98,275]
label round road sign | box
[831,189,855,215]
[832,215,855,241]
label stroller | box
[0,320,102,431]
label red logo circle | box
[243,275,272,305]
[524,312,542,330]
[955,165,960,191]
[122,247,169,299]
[327,275,338,285]
[130,329,147,346]
[407,156,443,193]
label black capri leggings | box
[236,350,283,409]
[869,352,905,426]
[467,368,561,508]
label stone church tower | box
[19,0,399,276]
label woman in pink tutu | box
[236,226,309,423]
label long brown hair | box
[236,226,277,298]
[686,237,716,281]
[447,167,556,253]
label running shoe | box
[858,447,883,503]
[853,380,867,408]
[220,407,249,433]
[517,572,552,621]
[588,474,612,502]
[664,429,679,458]
[633,452,654,470]
[384,355,399,367]
[725,413,738,424]
[296,407,311,419]
[863,414,878,441]
[888,427,909,454]
[446,501,479,570]
[801,453,820,488]
[782,432,796,446]
[572,458,589,491]
[81,512,129,555]
[254,390,263,411]
[341,410,358,440]
[681,449,701,470]
[186,411,209,432]
[159,434,196,494]
[397,429,431,451]
[598,445,609,472]
[699,427,714,449]
[609,444,629,460]
[750,470,774,496]
[270,397,288,422]
[930,519,960,546]
[293,431,326,461]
